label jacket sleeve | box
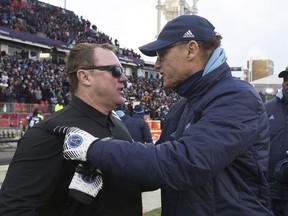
[87,90,268,191]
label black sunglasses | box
[70,65,124,78]
[156,41,190,61]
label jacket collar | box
[69,96,111,127]
[175,62,231,98]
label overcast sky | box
[41,0,288,75]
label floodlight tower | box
[156,0,199,35]
[156,0,165,37]
[191,0,199,15]
[180,0,199,15]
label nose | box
[154,58,161,70]
[120,73,128,81]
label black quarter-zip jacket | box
[0,96,142,216]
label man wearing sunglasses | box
[0,43,144,216]
[54,16,272,215]
[265,67,288,216]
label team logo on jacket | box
[170,132,176,138]
[67,134,83,148]
[185,123,191,131]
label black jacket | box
[265,94,288,200]
[0,96,142,216]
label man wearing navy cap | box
[265,66,288,216]
[116,106,152,143]
[55,15,272,215]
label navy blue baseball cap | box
[139,15,216,56]
[133,105,144,114]
[278,66,288,78]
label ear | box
[77,70,92,86]
[187,41,199,58]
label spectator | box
[23,108,42,132]
[265,66,288,216]
[24,82,35,104]
[37,110,44,120]
[116,107,152,143]
[1,70,9,84]
[54,97,64,112]
[0,87,6,112]
[34,86,43,104]
[5,86,16,112]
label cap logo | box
[183,30,195,38]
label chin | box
[116,99,125,106]
[163,83,173,89]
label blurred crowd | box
[0,53,69,113]
[0,53,181,122]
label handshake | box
[53,126,99,161]
[53,126,103,204]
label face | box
[154,41,200,88]
[76,48,127,113]
[282,75,288,98]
